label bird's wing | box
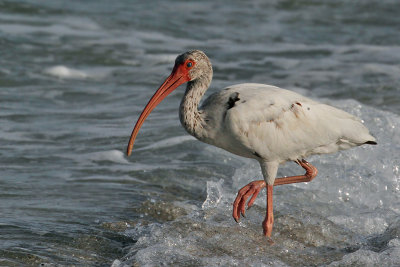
[213,83,375,161]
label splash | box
[116,99,400,266]
[202,179,224,210]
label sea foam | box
[44,65,89,79]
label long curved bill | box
[126,66,188,156]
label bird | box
[126,50,377,237]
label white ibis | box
[126,50,377,237]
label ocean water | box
[0,0,399,266]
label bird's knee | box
[307,167,318,180]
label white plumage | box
[127,50,376,238]
[200,83,374,163]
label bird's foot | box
[262,214,274,237]
[232,180,266,222]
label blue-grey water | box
[1,0,400,266]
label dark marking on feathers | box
[290,103,300,118]
[227,92,240,110]
[296,102,302,106]
[365,141,377,145]
[253,151,261,158]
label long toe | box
[232,180,266,222]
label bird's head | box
[173,50,211,81]
[126,50,211,156]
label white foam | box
[44,65,89,79]
[85,150,130,164]
[134,136,196,151]
[328,214,388,235]
[328,243,400,266]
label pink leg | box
[262,185,274,237]
[274,159,318,186]
[232,159,318,236]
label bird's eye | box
[186,62,193,68]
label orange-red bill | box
[126,66,189,156]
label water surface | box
[0,0,399,266]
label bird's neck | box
[179,73,212,139]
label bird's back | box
[199,83,376,162]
